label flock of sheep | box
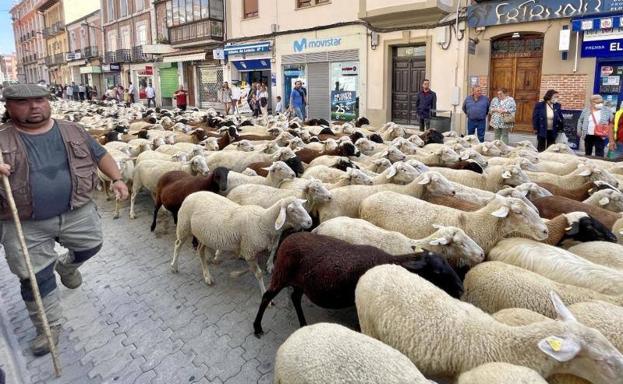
[52,98,623,383]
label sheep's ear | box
[410,245,424,253]
[460,152,470,160]
[380,151,389,158]
[417,174,431,185]
[490,205,510,218]
[296,198,307,205]
[599,197,610,206]
[549,291,577,322]
[578,168,592,177]
[261,166,272,172]
[386,165,397,179]
[482,146,488,153]
[432,223,443,229]
[275,205,287,230]
[429,237,449,246]
[501,171,512,179]
[537,336,581,363]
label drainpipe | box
[452,0,464,133]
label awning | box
[163,52,206,63]
[232,59,271,71]
[80,66,102,74]
[224,41,271,56]
[572,15,623,31]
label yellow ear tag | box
[547,337,563,352]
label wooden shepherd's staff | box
[0,154,62,377]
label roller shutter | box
[307,62,330,121]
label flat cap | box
[2,84,50,101]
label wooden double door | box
[392,50,426,125]
[489,34,543,132]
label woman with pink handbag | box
[577,94,614,157]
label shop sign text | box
[293,37,341,53]
[467,0,621,28]
[582,38,623,57]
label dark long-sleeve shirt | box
[415,90,437,119]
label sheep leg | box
[150,202,162,232]
[248,259,266,295]
[129,182,141,219]
[104,181,113,201]
[290,288,307,327]
[253,288,282,338]
[171,236,188,273]
[198,246,214,285]
[113,197,120,219]
[229,268,248,278]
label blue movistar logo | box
[293,37,342,53]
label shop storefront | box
[196,64,223,110]
[275,26,366,121]
[225,41,273,111]
[574,13,623,114]
[157,62,179,107]
[130,64,155,103]
[79,65,103,96]
[102,63,122,89]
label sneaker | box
[31,325,61,357]
[54,262,83,289]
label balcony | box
[105,51,116,63]
[116,49,131,63]
[358,0,454,27]
[42,21,65,38]
[169,19,223,46]
[83,46,98,58]
[131,45,152,62]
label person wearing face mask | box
[577,94,614,157]
[532,89,564,152]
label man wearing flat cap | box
[0,84,129,356]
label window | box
[121,28,131,49]
[210,0,223,20]
[243,0,258,18]
[297,0,329,8]
[193,0,200,21]
[135,0,144,12]
[108,32,117,51]
[186,0,193,22]
[166,1,173,27]
[172,0,179,25]
[136,24,147,45]
[179,0,186,24]
[107,0,115,21]
[120,0,128,17]
[201,0,208,18]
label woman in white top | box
[577,94,614,157]
[259,84,269,118]
[489,88,517,144]
[221,82,233,115]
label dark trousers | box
[79,92,85,100]
[179,104,187,111]
[147,97,156,107]
[537,131,557,152]
[130,94,135,103]
[419,118,430,131]
[585,135,607,157]
[467,119,486,142]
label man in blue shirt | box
[462,86,490,142]
[289,80,307,120]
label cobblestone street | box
[0,192,358,384]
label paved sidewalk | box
[0,194,357,384]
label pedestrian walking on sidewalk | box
[259,84,269,118]
[174,85,188,111]
[221,81,233,115]
[489,88,516,144]
[577,94,613,157]
[0,84,129,356]
[532,89,564,152]
[462,86,489,142]
[289,80,307,120]
[145,84,156,108]
[415,79,437,131]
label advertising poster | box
[603,94,619,114]
[331,91,357,121]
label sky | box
[0,0,16,55]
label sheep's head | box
[370,158,392,173]
[489,196,548,240]
[492,139,513,155]
[546,143,575,154]
[406,134,425,147]
[355,138,375,155]
[442,131,458,138]
[512,182,552,200]
[385,162,420,184]
[512,157,539,172]
[401,252,463,299]
[463,135,481,146]
[460,148,488,168]
[263,161,296,183]
[338,141,358,157]
[233,140,255,152]
[201,137,220,151]
[262,142,280,154]
[500,164,530,186]
[516,140,538,152]
[288,137,305,150]
[189,155,210,176]
[496,187,539,213]
[510,148,539,164]
[423,225,484,267]
[275,198,312,231]
[436,147,460,165]
[541,292,623,384]
[592,189,623,212]
[272,147,296,162]
[165,133,176,145]
[405,159,430,175]
[575,164,620,188]
[415,171,455,197]
[171,152,188,162]
[302,178,332,204]
[564,212,618,243]
[381,146,407,163]
[344,168,373,185]
[392,137,419,155]
[152,137,166,148]
[477,142,502,157]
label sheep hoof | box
[204,278,214,286]
[106,196,113,201]
[254,329,264,338]
[266,264,274,274]
[169,264,178,273]
[113,213,120,220]
[129,213,137,219]
[230,270,247,278]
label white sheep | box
[313,218,484,267]
[359,194,548,253]
[458,148,488,168]
[282,167,373,190]
[129,155,209,219]
[462,261,623,317]
[302,162,418,185]
[431,164,530,192]
[97,154,134,219]
[354,137,386,156]
[222,161,295,195]
[567,241,623,271]
[135,150,187,164]
[583,188,623,212]
[172,193,311,293]
[355,264,623,382]
[488,238,623,295]
[457,362,548,384]
[316,171,457,222]
[406,146,460,166]
[526,164,620,189]
[274,323,430,384]
[206,146,291,172]
[472,141,502,156]
[516,140,539,152]
[512,182,553,200]
[486,157,539,172]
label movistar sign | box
[293,37,342,53]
